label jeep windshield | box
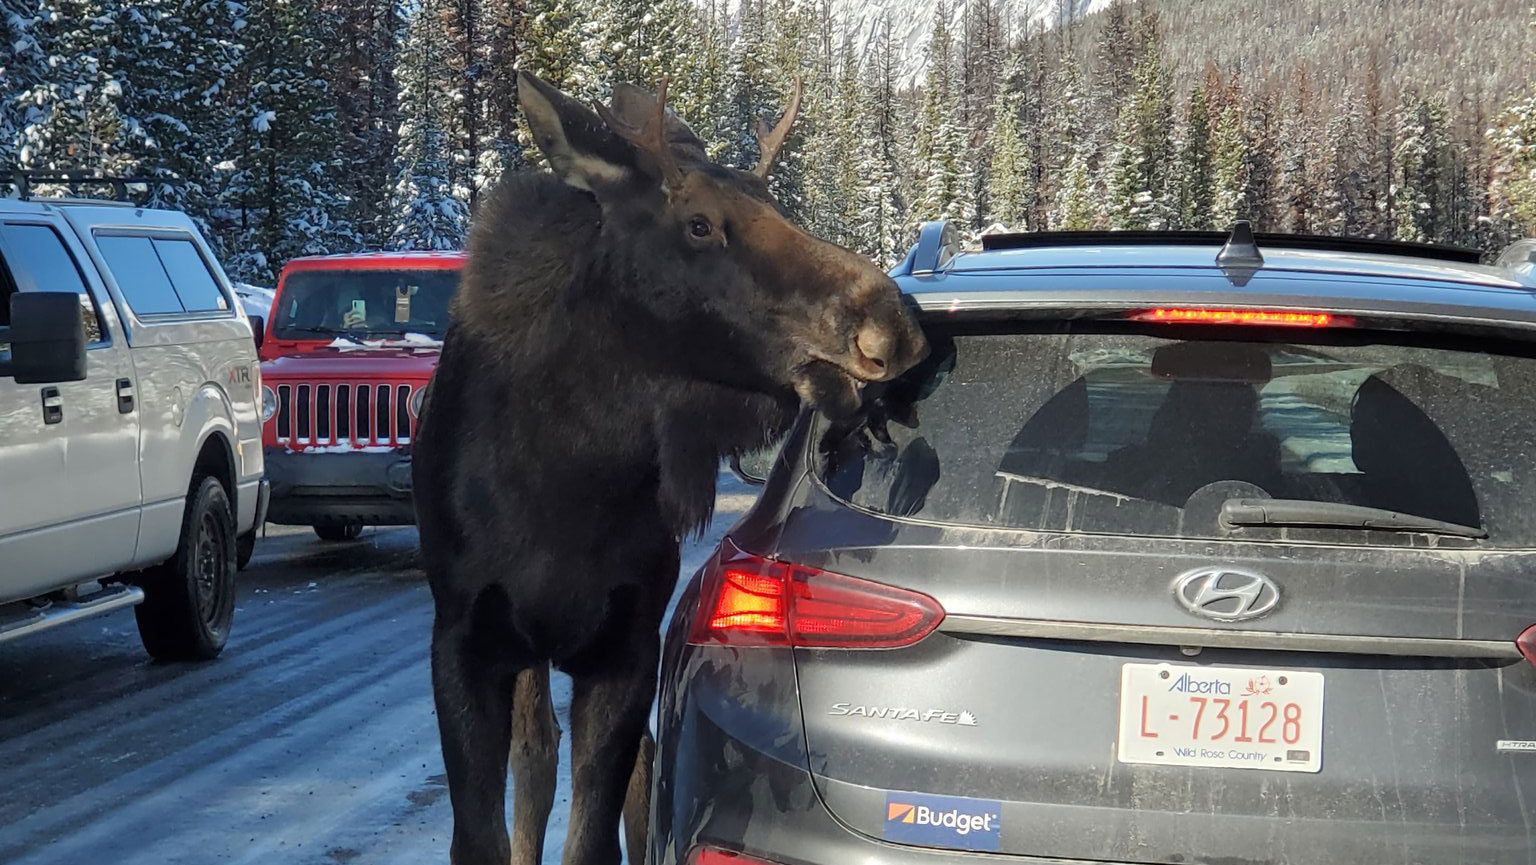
[818,322,1536,547]
[272,268,458,341]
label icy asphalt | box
[0,469,761,865]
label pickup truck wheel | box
[314,523,363,542]
[236,530,256,570]
[135,476,237,661]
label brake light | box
[1130,307,1351,328]
[688,541,944,649]
[1518,625,1536,666]
[687,847,784,865]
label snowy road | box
[0,473,758,865]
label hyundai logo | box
[1173,567,1280,621]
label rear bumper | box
[262,447,415,526]
[656,692,1123,865]
[658,640,1531,865]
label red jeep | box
[257,252,462,539]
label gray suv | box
[649,222,1536,865]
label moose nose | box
[855,325,897,380]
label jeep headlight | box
[409,385,427,417]
[261,385,278,422]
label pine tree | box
[2,0,47,168]
[724,0,775,170]
[1045,52,1089,228]
[1101,33,1173,229]
[223,0,360,278]
[476,0,524,195]
[1392,93,1452,243]
[986,74,1030,229]
[1277,70,1321,233]
[1055,146,1097,230]
[389,0,472,250]
[912,1,965,222]
[1242,89,1280,231]
[324,0,402,245]
[1095,0,1136,108]
[131,0,244,218]
[604,0,695,90]
[13,0,128,178]
[1320,91,1370,236]
[1210,99,1250,228]
[1176,83,1214,229]
[1490,86,1536,239]
[672,0,732,161]
[865,14,910,260]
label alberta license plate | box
[1117,663,1325,773]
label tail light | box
[1129,307,1352,328]
[688,540,944,649]
[1518,625,1536,666]
[687,846,785,865]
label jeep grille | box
[275,382,414,448]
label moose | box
[412,72,927,865]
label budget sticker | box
[882,790,1002,852]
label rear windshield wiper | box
[1221,498,1487,539]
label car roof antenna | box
[1217,220,1264,286]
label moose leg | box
[622,730,657,865]
[431,615,516,865]
[510,663,561,865]
[560,644,659,865]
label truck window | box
[153,238,229,312]
[94,235,186,315]
[0,223,104,344]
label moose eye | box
[687,217,713,239]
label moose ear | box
[518,71,639,194]
[609,83,708,161]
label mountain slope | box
[834,0,1114,86]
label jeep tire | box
[135,476,237,661]
[314,523,363,542]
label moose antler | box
[594,78,683,187]
[753,77,804,179]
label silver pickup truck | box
[0,180,267,660]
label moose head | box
[515,72,927,418]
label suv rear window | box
[818,324,1536,547]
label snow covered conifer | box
[1176,83,1214,229]
[1210,100,1250,228]
[223,0,360,279]
[389,0,471,251]
[987,75,1030,230]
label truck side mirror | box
[8,291,87,384]
[248,314,265,351]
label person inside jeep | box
[271,268,458,341]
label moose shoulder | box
[412,72,926,865]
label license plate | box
[1117,663,1325,773]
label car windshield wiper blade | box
[283,326,369,346]
[1221,498,1486,539]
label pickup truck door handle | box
[41,387,62,425]
[116,378,135,413]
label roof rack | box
[979,224,1486,265]
[5,170,181,203]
